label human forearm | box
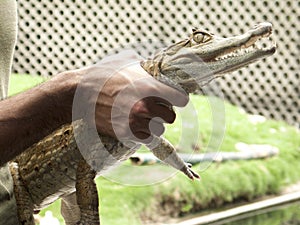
[0,72,78,165]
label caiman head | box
[141,22,276,93]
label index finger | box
[151,78,189,107]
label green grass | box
[8,73,47,96]
[9,74,300,224]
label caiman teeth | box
[215,36,275,61]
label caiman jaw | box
[203,22,276,74]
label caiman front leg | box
[75,160,100,225]
[148,137,200,180]
[9,162,35,225]
[61,192,81,225]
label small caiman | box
[9,22,276,225]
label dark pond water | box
[213,201,300,225]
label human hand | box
[71,50,189,144]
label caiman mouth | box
[215,35,276,61]
[203,22,276,74]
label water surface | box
[215,201,300,225]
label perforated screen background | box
[13,1,299,126]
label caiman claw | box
[182,163,200,180]
[149,137,200,180]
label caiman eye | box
[192,30,213,43]
[193,33,205,43]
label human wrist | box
[40,70,82,125]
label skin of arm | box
[0,51,188,166]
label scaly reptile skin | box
[9,22,276,225]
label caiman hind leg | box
[9,162,35,225]
[75,160,100,225]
